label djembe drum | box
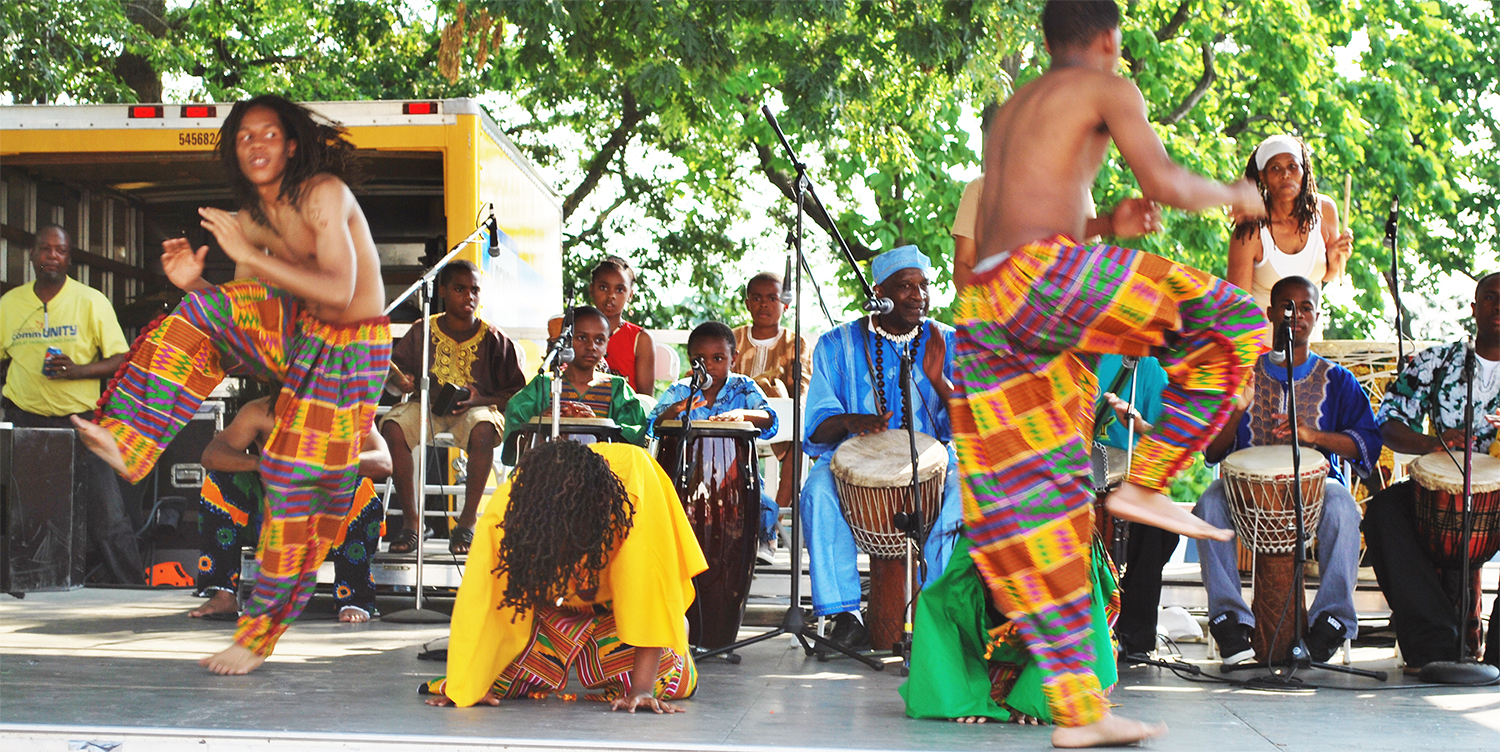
[1090,444,1130,571]
[1409,452,1500,658]
[507,416,621,463]
[655,420,763,650]
[830,429,946,651]
[1221,446,1329,663]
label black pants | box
[5,402,145,585]
[1362,480,1500,667]
[1114,522,1180,656]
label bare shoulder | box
[300,174,355,224]
[231,396,277,431]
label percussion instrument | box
[507,416,621,463]
[1221,446,1329,662]
[655,420,763,650]
[1090,443,1130,572]
[830,429,947,650]
[1410,451,1500,657]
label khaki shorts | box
[380,401,505,449]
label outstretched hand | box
[198,207,257,265]
[609,693,684,714]
[1227,179,1268,223]
[161,237,209,291]
[1109,198,1163,238]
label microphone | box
[1268,300,1294,365]
[690,356,711,390]
[864,297,895,315]
[1383,196,1399,253]
[781,252,794,305]
[486,214,500,257]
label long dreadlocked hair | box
[1233,136,1319,242]
[493,440,635,612]
[217,94,364,228]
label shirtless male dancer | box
[75,95,390,675]
[949,2,1268,746]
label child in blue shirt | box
[649,321,781,557]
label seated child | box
[189,395,392,624]
[648,321,781,560]
[733,272,812,511]
[421,440,707,712]
[502,306,648,465]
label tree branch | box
[751,142,873,260]
[1157,43,1215,125]
[1155,0,1194,43]
[562,88,645,220]
[563,189,632,252]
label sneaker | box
[1209,613,1255,670]
[824,611,871,654]
[756,539,775,566]
[1305,614,1347,663]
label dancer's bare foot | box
[188,590,239,619]
[1106,482,1233,542]
[953,716,989,724]
[69,415,128,477]
[425,689,501,707]
[339,606,370,623]
[199,644,265,675]
[1052,713,1166,748]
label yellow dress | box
[437,443,708,707]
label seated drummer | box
[1364,272,1500,670]
[1193,276,1380,668]
[421,440,706,711]
[802,245,963,653]
[648,321,782,561]
[189,394,393,624]
[501,306,649,466]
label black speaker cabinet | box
[145,400,224,570]
[1,425,85,594]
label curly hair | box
[217,94,364,228]
[1233,137,1318,243]
[493,440,635,612]
[590,255,637,287]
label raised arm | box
[1320,196,1352,282]
[1226,231,1260,293]
[198,178,358,310]
[1100,77,1264,217]
[201,399,272,473]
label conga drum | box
[830,429,947,651]
[655,420,763,649]
[1409,452,1500,658]
[507,416,621,463]
[1220,446,1329,663]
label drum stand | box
[381,220,497,624]
[1225,305,1384,683]
[1419,342,1500,685]
[692,107,890,671]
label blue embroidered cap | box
[871,245,934,287]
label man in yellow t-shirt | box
[0,224,141,583]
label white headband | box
[1254,135,1306,172]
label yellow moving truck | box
[0,98,562,331]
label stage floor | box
[3,584,1499,752]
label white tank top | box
[1251,209,1326,313]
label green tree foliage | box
[3,1,1497,336]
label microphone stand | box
[693,106,884,670]
[675,364,705,492]
[889,341,926,674]
[1420,342,1500,684]
[381,222,493,625]
[541,302,575,441]
[1227,305,1384,682]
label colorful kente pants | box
[949,237,1266,726]
[99,279,391,655]
[197,470,384,615]
[423,604,698,701]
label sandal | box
[388,527,421,554]
[449,526,475,555]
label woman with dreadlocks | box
[421,440,707,713]
[1226,134,1353,336]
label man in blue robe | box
[802,245,963,652]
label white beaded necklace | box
[870,317,919,344]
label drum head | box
[1411,451,1500,494]
[526,416,620,429]
[656,419,760,436]
[830,429,945,488]
[1221,445,1329,480]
